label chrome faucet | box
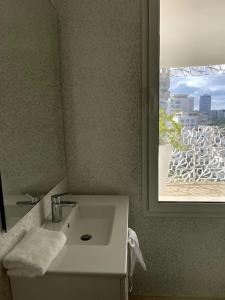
[51,193,76,223]
[16,194,41,207]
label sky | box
[170,73,225,110]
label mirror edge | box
[0,174,7,232]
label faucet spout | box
[51,193,76,223]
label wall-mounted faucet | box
[51,193,76,223]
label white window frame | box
[141,0,225,217]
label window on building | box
[142,0,225,215]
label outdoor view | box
[159,66,225,201]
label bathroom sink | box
[11,196,129,300]
[43,195,129,276]
[64,205,115,245]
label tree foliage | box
[159,109,184,149]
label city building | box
[207,110,225,125]
[173,112,199,129]
[159,68,170,112]
[199,94,211,112]
[169,94,194,113]
[198,112,209,125]
[160,99,170,113]
[160,68,170,101]
[208,110,219,119]
[218,110,225,119]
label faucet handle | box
[60,200,76,207]
[51,192,69,203]
[25,193,41,203]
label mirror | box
[0,0,66,231]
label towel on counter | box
[128,228,146,277]
[3,227,66,278]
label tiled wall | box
[56,0,225,297]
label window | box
[142,0,225,215]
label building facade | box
[169,94,194,113]
[199,95,211,112]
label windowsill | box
[159,182,225,202]
[143,181,225,217]
[159,196,225,202]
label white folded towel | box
[128,228,146,277]
[3,227,66,278]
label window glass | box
[159,0,225,202]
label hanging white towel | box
[3,227,66,278]
[128,228,146,277]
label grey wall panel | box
[56,0,225,297]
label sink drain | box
[80,234,92,241]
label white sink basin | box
[43,195,129,276]
[65,205,115,245]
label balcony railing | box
[168,126,225,183]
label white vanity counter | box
[43,195,129,276]
[10,195,129,300]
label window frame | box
[141,0,225,217]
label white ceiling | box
[160,0,225,67]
